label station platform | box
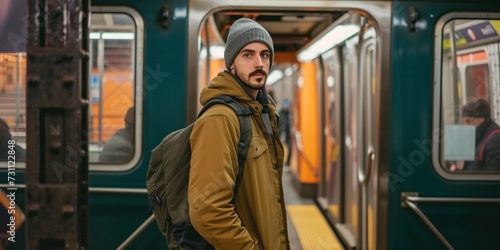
[282,167,345,250]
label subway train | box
[1,0,500,249]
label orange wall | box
[91,70,133,143]
[296,62,320,184]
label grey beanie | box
[224,18,274,70]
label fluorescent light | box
[266,70,284,86]
[90,32,100,39]
[101,32,134,40]
[90,32,135,40]
[199,46,225,60]
[209,46,225,59]
[297,24,360,62]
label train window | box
[0,7,143,171]
[435,16,500,179]
[0,53,26,163]
[0,0,26,163]
[89,7,143,171]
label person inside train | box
[188,18,289,249]
[98,107,134,163]
[453,98,500,171]
[0,117,25,161]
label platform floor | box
[282,167,345,250]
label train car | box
[1,0,500,249]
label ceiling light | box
[297,24,360,62]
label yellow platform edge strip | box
[287,205,344,250]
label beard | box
[235,68,268,91]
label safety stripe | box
[287,205,344,250]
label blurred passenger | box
[279,99,292,166]
[188,18,289,249]
[98,107,134,163]
[0,117,25,161]
[460,98,500,171]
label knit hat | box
[224,18,274,70]
[462,98,491,118]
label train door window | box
[340,35,361,235]
[434,15,500,180]
[320,48,343,221]
[89,7,144,171]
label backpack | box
[146,95,252,250]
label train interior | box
[1,1,500,249]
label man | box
[188,18,290,249]
[461,98,500,171]
[98,107,134,163]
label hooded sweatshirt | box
[188,71,290,249]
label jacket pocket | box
[246,135,268,160]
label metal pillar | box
[26,0,90,249]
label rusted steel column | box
[26,0,90,249]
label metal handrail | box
[116,214,155,250]
[401,193,500,250]
[0,183,147,194]
[407,196,500,203]
[0,183,153,249]
[293,131,319,176]
[358,149,374,185]
[404,199,454,250]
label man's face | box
[230,42,271,95]
[463,116,485,126]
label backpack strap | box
[477,129,500,161]
[198,95,252,201]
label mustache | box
[249,69,268,78]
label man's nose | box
[254,56,264,68]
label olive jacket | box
[188,71,290,250]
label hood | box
[200,71,256,106]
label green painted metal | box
[389,1,500,249]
